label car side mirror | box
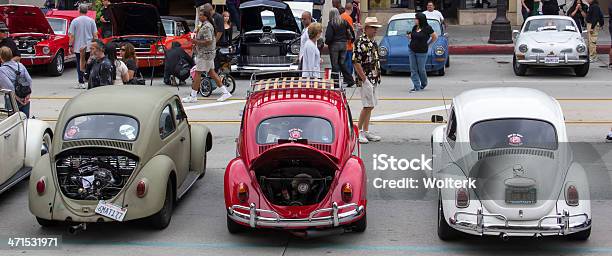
[512,30,519,40]
[431,115,444,123]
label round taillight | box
[566,185,579,206]
[36,178,45,195]
[237,183,249,203]
[136,180,146,198]
[456,188,469,208]
[341,183,353,203]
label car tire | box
[227,215,246,234]
[47,51,64,77]
[445,56,450,68]
[352,212,367,233]
[512,55,527,76]
[199,79,213,97]
[149,180,174,230]
[222,74,236,94]
[36,217,59,227]
[437,196,460,240]
[574,62,589,77]
[567,227,591,241]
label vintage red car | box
[103,2,191,68]
[0,5,94,76]
[224,74,367,237]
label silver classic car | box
[512,15,589,77]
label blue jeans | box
[345,51,353,76]
[75,52,85,84]
[17,101,30,118]
[409,51,428,90]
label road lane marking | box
[371,105,451,121]
[183,100,245,110]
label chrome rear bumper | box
[450,208,591,236]
[228,202,364,228]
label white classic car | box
[0,89,52,193]
[512,15,589,77]
[431,87,591,241]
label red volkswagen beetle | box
[225,74,367,236]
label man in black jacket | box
[86,40,113,89]
[164,42,194,86]
[580,0,604,62]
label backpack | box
[4,63,31,98]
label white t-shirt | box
[424,10,445,23]
[299,28,309,60]
[68,15,97,52]
[301,40,320,78]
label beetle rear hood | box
[109,3,165,37]
[0,5,53,34]
[250,143,338,171]
[240,0,299,33]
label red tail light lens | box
[237,183,249,203]
[341,183,353,203]
[36,178,45,195]
[456,188,469,208]
[136,180,147,198]
[566,185,579,206]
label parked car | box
[0,5,94,76]
[161,16,193,56]
[262,1,314,32]
[0,89,52,194]
[232,0,301,73]
[379,13,449,76]
[512,15,589,77]
[431,87,591,241]
[103,2,168,68]
[225,72,367,236]
[29,86,213,231]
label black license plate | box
[505,187,536,204]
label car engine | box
[15,35,46,55]
[258,162,333,206]
[56,150,138,200]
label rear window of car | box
[470,119,558,151]
[257,116,333,144]
[63,114,139,141]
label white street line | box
[371,105,451,121]
[184,100,245,110]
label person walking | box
[301,23,322,78]
[100,0,113,38]
[408,12,438,92]
[0,47,32,117]
[226,0,240,32]
[325,8,355,87]
[341,3,355,82]
[0,22,20,62]
[580,0,604,62]
[353,17,382,144]
[68,4,98,89]
[183,9,230,103]
[299,11,313,68]
[567,0,585,32]
[202,4,224,44]
[164,42,194,86]
[86,40,113,89]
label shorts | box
[360,80,377,108]
[195,57,215,72]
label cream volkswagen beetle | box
[431,88,591,241]
[0,89,52,193]
[29,87,212,232]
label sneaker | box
[409,89,419,93]
[358,131,369,144]
[217,93,232,102]
[75,83,86,89]
[364,131,381,142]
[181,96,198,103]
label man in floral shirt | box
[353,17,382,144]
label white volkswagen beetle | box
[0,89,52,193]
[431,87,591,241]
[512,15,589,77]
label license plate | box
[95,201,127,221]
[544,56,559,64]
[505,187,537,204]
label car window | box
[257,116,334,144]
[1,93,14,121]
[64,114,139,141]
[159,105,176,139]
[171,98,186,123]
[446,109,457,141]
[470,119,558,151]
[387,18,441,36]
[177,22,187,35]
[47,18,68,35]
[162,19,175,36]
[523,19,576,33]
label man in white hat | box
[353,17,382,144]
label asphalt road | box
[1,55,612,255]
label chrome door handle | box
[3,133,11,139]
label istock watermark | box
[372,154,432,171]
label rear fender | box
[189,125,212,173]
[331,156,366,206]
[557,162,591,217]
[24,119,52,168]
[123,155,176,220]
[224,158,259,208]
[439,163,482,226]
[28,153,56,219]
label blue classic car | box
[379,13,449,76]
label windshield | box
[524,19,577,32]
[162,19,175,36]
[257,116,334,144]
[1,93,13,121]
[387,18,442,36]
[64,114,139,141]
[47,18,67,35]
[470,119,558,151]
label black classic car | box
[232,0,301,73]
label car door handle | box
[3,133,11,139]
[180,136,186,142]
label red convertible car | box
[224,73,367,237]
[0,5,94,76]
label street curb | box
[450,44,611,55]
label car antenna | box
[441,88,449,120]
